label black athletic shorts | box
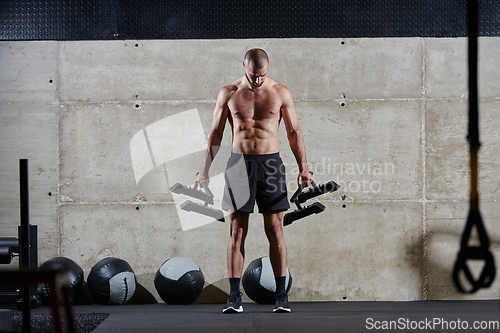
[222,152,290,213]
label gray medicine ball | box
[154,257,205,305]
[242,256,292,304]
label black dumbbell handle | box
[290,171,314,203]
[200,182,214,199]
[194,173,214,206]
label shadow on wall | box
[195,279,228,304]
[424,226,499,299]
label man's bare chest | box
[228,89,282,120]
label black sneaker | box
[223,292,243,313]
[273,292,291,313]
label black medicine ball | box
[39,256,84,302]
[87,257,136,305]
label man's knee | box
[264,221,281,235]
[229,211,249,240]
[263,210,284,228]
[264,221,285,244]
[230,225,247,243]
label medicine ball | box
[87,257,136,305]
[38,257,84,302]
[242,256,292,304]
[154,257,205,305]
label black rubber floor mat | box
[10,312,109,333]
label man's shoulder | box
[221,83,239,94]
[218,82,239,102]
[270,81,292,100]
[220,77,245,95]
[265,78,287,91]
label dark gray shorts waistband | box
[230,151,281,161]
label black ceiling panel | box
[1,0,499,40]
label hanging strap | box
[452,0,495,293]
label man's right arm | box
[195,86,231,185]
[280,85,313,186]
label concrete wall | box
[1,38,499,302]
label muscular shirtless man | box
[195,48,313,313]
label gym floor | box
[16,300,500,332]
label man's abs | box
[231,119,280,155]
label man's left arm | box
[280,86,314,186]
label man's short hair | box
[244,48,269,69]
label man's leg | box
[263,210,286,276]
[263,210,291,313]
[223,210,249,313]
[228,210,250,278]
